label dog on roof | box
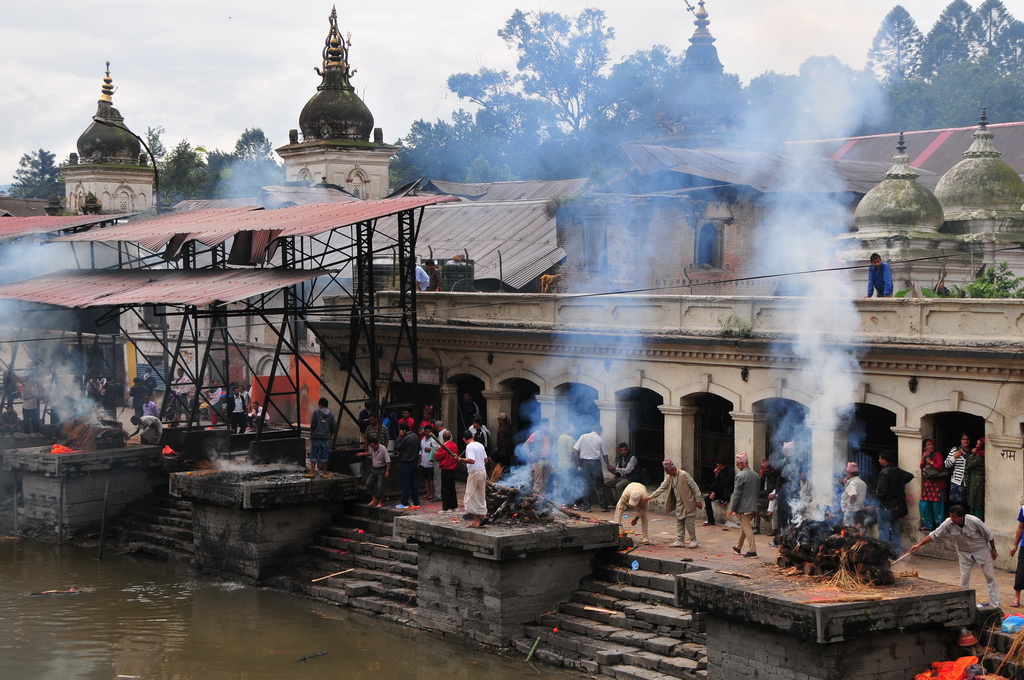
[540,273,562,293]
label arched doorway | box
[616,387,664,484]
[759,398,810,464]
[924,412,985,457]
[844,404,897,491]
[500,377,540,445]
[554,382,599,434]
[693,394,735,489]
[451,375,486,434]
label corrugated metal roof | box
[0,268,329,308]
[787,121,1024,178]
[0,213,137,243]
[409,200,564,289]
[0,198,49,217]
[171,185,362,212]
[620,143,932,193]
[52,197,460,254]
[427,178,588,201]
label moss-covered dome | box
[76,64,141,164]
[934,111,1024,217]
[854,133,944,233]
[297,9,374,143]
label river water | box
[0,536,572,680]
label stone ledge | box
[678,568,973,643]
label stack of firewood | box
[777,520,897,585]
[485,482,564,523]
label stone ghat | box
[169,466,357,509]
[679,566,974,680]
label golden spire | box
[99,62,114,103]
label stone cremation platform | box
[170,466,358,583]
[678,566,974,680]
[395,514,619,646]
[4,444,163,541]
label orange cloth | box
[914,655,978,680]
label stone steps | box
[273,503,421,616]
[506,549,708,678]
[979,627,1024,679]
[108,491,195,563]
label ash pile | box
[776,520,897,586]
[484,482,572,525]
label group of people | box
[919,433,986,528]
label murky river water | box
[0,536,574,680]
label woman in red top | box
[435,432,460,512]
[919,438,948,531]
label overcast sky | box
[1,1,950,183]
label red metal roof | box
[0,214,135,243]
[0,268,330,308]
[53,197,461,253]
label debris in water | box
[31,587,80,596]
[297,651,327,663]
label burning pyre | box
[776,520,897,586]
[484,482,571,524]
[55,418,128,452]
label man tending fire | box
[909,505,1000,608]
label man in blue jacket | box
[867,252,893,298]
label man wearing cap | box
[841,461,867,526]
[727,452,759,557]
[614,481,651,545]
[646,459,703,547]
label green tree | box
[867,6,924,84]
[160,140,208,206]
[144,126,167,163]
[920,0,976,78]
[497,8,614,134]
[971,0,1024,73]
[8,149,62,199]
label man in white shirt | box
[414,264,430,291]
[461,430,488,526]
[129,415,163,445]
[909,505,1000,607]
[573,424,611,512]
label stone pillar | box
[596,400,618,465]
[730,410,766,465]
[808,421,840,514]
[660,406,696,471]
[535,395,558,425]
[892,426,922,541]
[439,384,458,432]
[481,389,511,435]
[986,432,1023,557]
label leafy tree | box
[234,128,275,163]
[160,140,208,206]
[144,126,167,163]
[919,0,976,78]
[496,8,614,134]
[950,262,1024,298]
[867,6,924,84]
[8,149,62,199]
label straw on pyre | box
[776,520,897,586]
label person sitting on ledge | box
[0,404,21,435]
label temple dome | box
[76,64,141,164]
[298,9,374,143]
[934,110,1024,219]
[854,133,944,233]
